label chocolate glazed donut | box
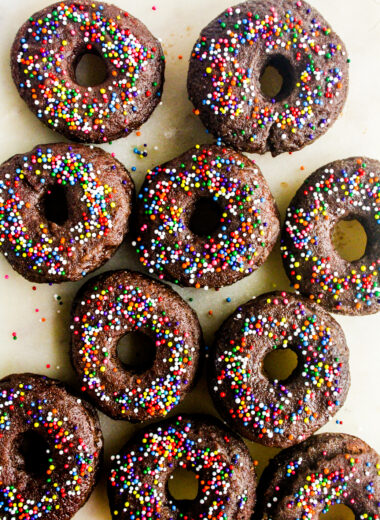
[133,144,280,288]
[188,0,349,156]
[70,270,202,421]
[108,414,257,520]
[209,291,350,448]
[0,143,134,283]
[255,433,380,519]
[281,157,380,315]
[11,1,165,143]
[0,373,103,520]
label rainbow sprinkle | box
[212,292,348,445]
[109,415,253,519]
[0,146,119,279]
[133,144,277,288]
[190,1,348,151]
[0,378,100,519]
[71,275,197,419]
[13,2,163,141]
[264,440,380,519]
[281,158,380,312]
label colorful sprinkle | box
[0,379,99,518]
[0,146,117,279]
[109,416,253,519]
[281,159,380,312]
[71,277,197,418]
[14,2,163,141]
[212,292,348,444]
[190,2,347,148]
[264,442,380,519]
[133,144,277,288]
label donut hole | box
[168,467,199,502]
[117,330,156,373]
[331,218,367,262]
[15,430,50,478]
[320,504,355,520]
[189,197,223,237]
[260,55,295,101]
[41,184,68,226]
[75,51,108,87]
[263,347,299,382]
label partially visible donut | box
[187,0,349,156]
[255,433,380,519]
[209,291,350,448]
[11,1,165,143]
[0,143,134,283]
[281,157,380,315]
[0,373,103,520]
[108,414,257,520]
[70,270,202,421]
[133,144,280,288]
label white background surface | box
[0,0,379,518]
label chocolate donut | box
[0,373,103,520]
[108,414,257,520]
[255,433,380,519]
[133,144,280,288]
[11,1,165,143]
[187,0,349,156]
[281,157,380,315]
[209,291,350,448]
[0,143,134,283]
[70,270,202,421]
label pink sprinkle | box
[4,274,9,279]
[152,5,157,10]
[35,308,39,312]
